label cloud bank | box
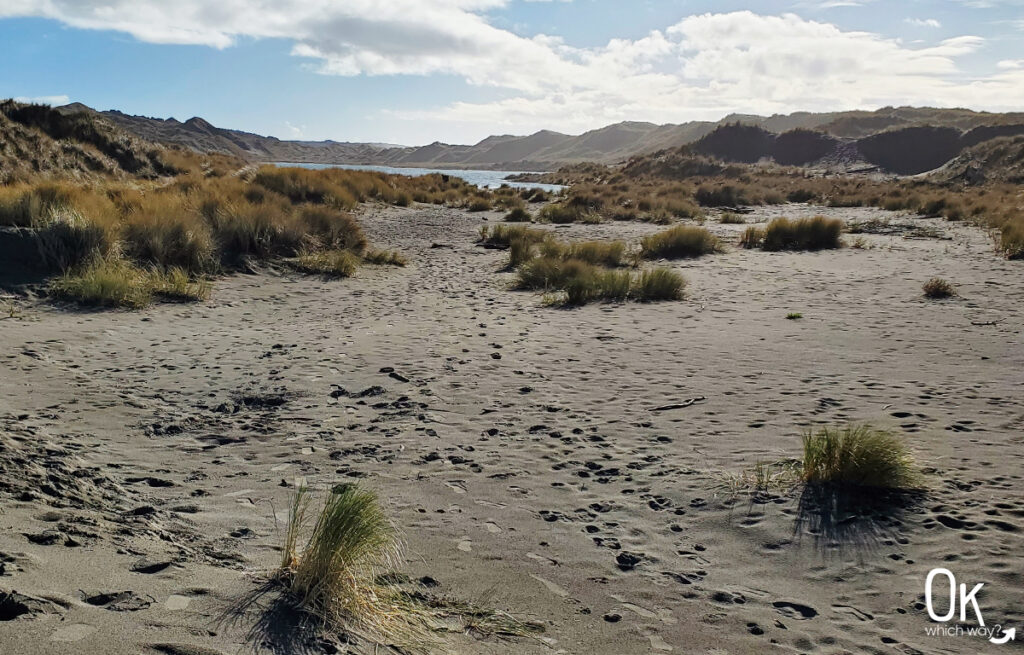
[2,2,1022,134]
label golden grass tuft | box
[123,194,216,272]
[362,249,408,267]
[801,425,922,489]
[288,250,360,277]
[999,217,1024,259]
[631,267,686,301]
[467,197,492,212]
[640,225,721,259]
[504,207,532,222]
[478,224,548,248]
[538,203,589,224]
[738,226,765,249]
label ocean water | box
[271,162,565,193]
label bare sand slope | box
[1,204,1023,654]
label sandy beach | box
[2,202,1022,654]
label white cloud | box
[905,18,942,28]
[0,3,1021,137]
[284,121,306,138]
[13,94,70,105]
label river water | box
[271,162,564,193]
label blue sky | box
[2,1,1023,145]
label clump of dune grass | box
[288,250,360,277]
[298,206,368,253]
[123,194,216,272]
[516,256,594,292]
[695,184,748,207]
[738,226,765,249]
[255,485,543,650]
[152,267,212,302]
[478,224,548,248]
[999,217,1024,259]
[801,425,921,489]
[505,207,532,222]
[210,198,305,261]
[277,485,409,643]
[761,216,843,251]
[538,203,590,224]
[49,258,153,308]
[640,225,721,259]
[507,237,539,268]
[518,256,684,306]
[786,312,803,320]
[363,249,407,267]
[538,239,625,267]
[631,267,686,302]
[34,206,115,271]
[720,212,746,224]
[922,277,955,299]
[467,197,492,212]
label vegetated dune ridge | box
[0,100,180,182]
[57,100,1024,172]
[2,199,1024,654]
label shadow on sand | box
[217,579,356,655]
[793,483,926,558]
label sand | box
[1,203,1022,654]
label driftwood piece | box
[652,396,706,412]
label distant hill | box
[690,120,1024,175]
[1,100,176,182]
[47,102,1024,174]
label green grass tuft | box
[278,485,405,642]
[49,258,153,308]
[801,425,922,489]
[151,267,212,302]
[289,250,360,277]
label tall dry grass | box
[7,165,464,307]
[640,225,721,259]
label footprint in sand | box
[444,480,467,494]
[529,574,569,598]
[50,624,97,642]
[483,521,502,533]
[457,537,472,552]
[643,633,673,652]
